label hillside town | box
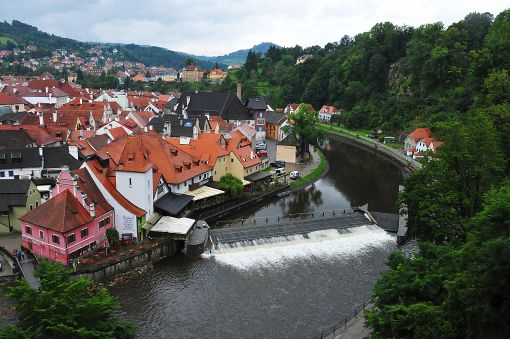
[0,43,231,84]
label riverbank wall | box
[73,240,176,282]
[323,128,421,174]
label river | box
[109,137,404,338]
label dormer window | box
[11,152,22,163]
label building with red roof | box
[405,128,443,159]
[19,170,114,264]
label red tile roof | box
[0,93,28,105]
[73,168,113,217]
[232,145,261,169]
[0,125,59,146]
[166,137,228,167]
[19,189,93,233]
[409,128,431,143]
[108,127,128,140]
[86,160,147,217]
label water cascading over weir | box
[207,208,397,257]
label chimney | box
[149,125,153,131]
[45,86,48,93]
[89,202,95,217]
[52,111,57,123]
[236,81,242,101]
[81,192,87,206]
[144,126,148,132]
[79,129,83,139]
[80,98,83,104]
[39,115,44,126]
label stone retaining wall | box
[73,240,175,282]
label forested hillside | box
[238,10,509,135]
[0,20,220,69]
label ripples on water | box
[109,139,403,338]
[110,228,396,339]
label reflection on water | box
[110,138,403,338]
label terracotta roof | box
[0,124,59,146]
[19,189,93,233]
[129,110,156,127]
[0,93,28,105]
[409,128,431,143]
[108,127,128,140]
[232,145,261,169]
[166,137,228,167]
[86,160,147,217]
[68,130,95,142]
[27,79,60,91]
[73,168,113,217]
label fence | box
[191,184,290,221]
[315,301,370,339]
[322,125,421,171]
[214,208,356,228]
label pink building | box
[19,170,114,265]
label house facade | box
[0,179,41,233]
[19,170,114,265]
[180,65,205,82]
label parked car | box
[275,160,286,168]
[275,168,286,176]
[290,171,301,180]
[256,150,268,157]
[255,142,267,151]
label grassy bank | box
[290,148,327,188]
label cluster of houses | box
[0,76,342,265]
[1,44,233,84]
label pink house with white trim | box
[19,170,114,265]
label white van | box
[275,168,286,176]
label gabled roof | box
[43,146,82,170]
[166,137,228,167]
[19,189,93,233]
[108,127,128,140]
[72,168,113,217]
[266,111,287,125]
[246,97,270,110]
[86,160,146,217]
[0,148,41,170]
[176,91,251,121]
[0,130,36,149]
[408,128,431,143]
[0,93,28,105]
[0,179,33,210]
[232,145,261,169]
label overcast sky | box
[1,1,507,56]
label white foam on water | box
[203,225,396,270]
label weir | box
[210,211,378,248]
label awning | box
[187,186,225,201]
[154,192,193,215]
[242,179,251,186]
[246,171,273,182]
[150,216,196,235]
[36,185,52,192]
[142,212,162,231]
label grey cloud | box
[1,0,507,55]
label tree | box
[106,227,119,245]
[285,104,325,159]
[0,261,134,338]
[218,173,244,197]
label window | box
[231,159,234,163]
[8,171,14,177]
[35,201,39,207]
[52,234,59,244]
[0,172,4,178]
[25,225,31,234]
[39,230,44,239]
[99,217,110,228]
[29,204,33,211]
[67,233,76,244]
[80,228,89,238]
[129,178,132,186]
[1,211,8,216]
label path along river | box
[109,137,404,338]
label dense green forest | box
[229,8,509,337]
[0,20,221,69]
[237,10,510,135]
